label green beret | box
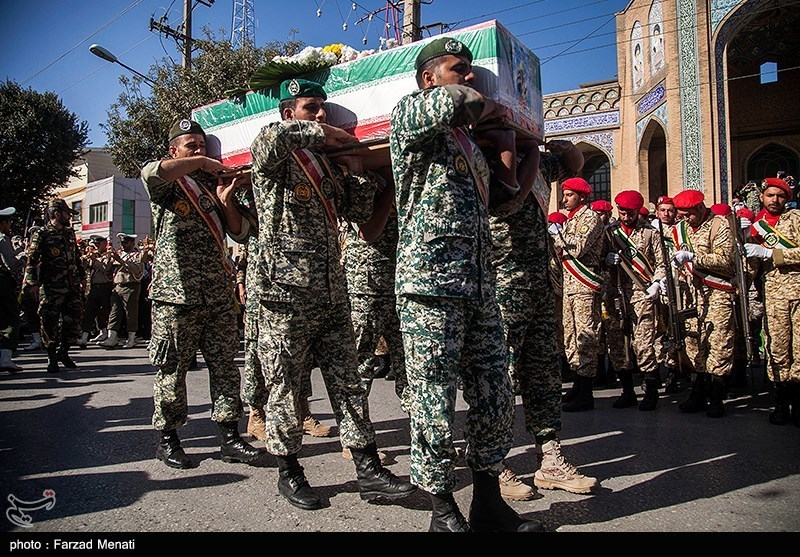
[279,78,327,102]
[168,118,206,142]
[415,37,473,71]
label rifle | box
[726,212,755,393]
[656,220,687,374]
[605,221,637,367]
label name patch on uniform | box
[454,154,469,177]
[294,183,312,202]
[174,199,191,217]
[764,233,779,248]
[198,194,215,213]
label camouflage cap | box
[279,78,327,102]
[48,199,78,214]
[168,118,206,142]
[414,37,473,70]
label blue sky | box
[0,0,631,147]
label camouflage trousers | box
[684,288,735,377]
[149,300,243,431]
[108,283,140,333]
[605,288,659,375]
[242,304,268,408]
[562,289,601,378]
[398,294,514,494]
[257,298,374,456]
[0,273,20,350]
[38,288,83,348]
[81,282,112,332]
[763,293,800,383]
[350,293,409,413]
[495,287,561,439]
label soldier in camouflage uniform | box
[0,207,24,372]
[141,118,262,470]
[490,140,599,497]
[603,190,666,411]
[590,199,616,389]
[671,190,736,418]
[77,235,114,347]
[744,177,800,427]
[23,199,85,374]
[249,78,415,512]
[391,37,541,532]
[549,178,605,412]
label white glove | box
[745,243,773,260]
[547,223,563,235]
[605,252,620,266]
[645,281,661,301]
[659,277,668,292]
[672,250,694,266]
[739,217,752,230]
[651,218,661,230]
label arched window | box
[747,144,798,182]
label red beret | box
[590,200,613,213]
[736,207,755,221]
[562,177,591,196]
[710,203,732,216]
[656,195,674,207]
[614,190,644,211]
[763,177,793,199]
[673,189,705,209]
[547,211,568,225]
[639,206,650,216]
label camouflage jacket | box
[683,210,735,279]
[343,199,398,297]
[552,204,604,294]
[24,224,85,293]
[490,152,574,291]
[390,84,492,299]
[249,119,375,305]
[141,160,247,306]
[604,219,666,292]
[750,209,800,296]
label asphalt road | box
[1,340,799,538]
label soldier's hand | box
[744,243,773,260]
[320,124,359,148]
[645,281,662,301]
[200,157,234,176]
[605,252,621,266]
[672,250,694,266]
[331,155,364,175]
[237,283,247,305]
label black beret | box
[415,37,473,70]
[169,118,206,142]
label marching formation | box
[1,36,798,533]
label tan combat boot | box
[533,438,598,494]
[499,464,536,501]
[246,407,266,441]
[302,415,333,437]
[342,446,390,465]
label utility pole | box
[148,0,215,70]
[402,0,420,44]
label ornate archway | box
[639,119,668,202]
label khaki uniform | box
[108,246,151,334]
[604,221,666,375]
[677,212,736,377]
[81,249,114,333]
[551,205,604,378]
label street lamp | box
[89,44,157,87]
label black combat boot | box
[560,355,572,382]
[679,373,708,413]
[706,375,726,418]
[275,453,323,510]
[46,343,60,374]
[350,443,417,501]
[218,421,263,464]
[639,374,659,411]
[57,344,77,369]
[606,358,619,388]
[790,383,800,428]
[428,492,471,532]
[562,377,580,403]
[769,382,791,426]
[155,429,193,469]
[562,376,594,412]
[731,359,749,389]
[468,470,543,532]
[663,367,684,394]
[612,369,638,408]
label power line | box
[450,0,551,28]
[541,14,616,64]
[22,0,144,85]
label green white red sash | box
[561,254,602,293]
[177,175,231,273]
[292,148,339,230]
[753,219,798,249]
[610,224,654,284]
[672,220,736,292]
[452,127,489,208]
